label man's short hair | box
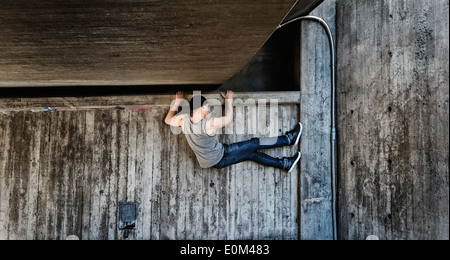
[189,95,208,114]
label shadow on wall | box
[218,21,300,92]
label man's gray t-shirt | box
[182,116,225,168]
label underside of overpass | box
[0,0,322,92]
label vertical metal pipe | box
[278,16,337,240]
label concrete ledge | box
[0,91,300,113]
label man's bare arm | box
[207,90,234,134]
[165,91,188,127]
[221,93,234,127]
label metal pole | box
[278,16,338,240]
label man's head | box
[189,95,209,117]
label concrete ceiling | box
[0,0,323,88]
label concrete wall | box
[0,93,301,240]
[299,0,336,240]
[336,0,449,240]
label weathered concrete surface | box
[336,0,449,240]
[299,0,336,240]
[0,93,300,240]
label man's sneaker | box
[286,122,303,146]
[283,152,302,173]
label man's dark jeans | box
[214,136,290,170]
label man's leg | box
[259,122,303,149]
[248,151,286,170]
[251,151,302,172]
[215,137,301,171]
[214,123,302,170]
[216,149,301,172]
[258,136,290,149]
[221,123,302,153]
[223,136,289,155]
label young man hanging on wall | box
[164,91,302,172]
